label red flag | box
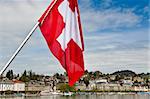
[38,0,84,86]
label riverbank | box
[0,91,149,97]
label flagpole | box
[0,22,40,76]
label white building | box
[0,82,14,91]
[13,80,25,91]
[96,79,108,84]
[0,80,25,92]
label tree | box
[6,70,10,79]
[83,77,90,88]
[58,83,75,92]
[54,73,60,79]
[64,72,67,76]
[114,75,120,81]
[6,70,13,80]
[94,71,102,79]
[84,70,88,75]
[17,74,19,78]
[28,70,38,80]
[146,78,149,83]
[19,70,30,82]
[10,70,13,80]
[28,70,32,79]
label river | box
[0,94,149,99]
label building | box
[133,76,144,82]
[96,79,108,84]
[122,79,133,86]
[0,82,14,91]
[0,80,25,92]
[12,80,25,91]
[96,83,121,91]
[109,75,116,81]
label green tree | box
[94,71,102,79]
[83,77,90,88]
[6,70,13,80]
[6,70,10,79]
[19,70,30,82]
[58,83,75,92]
[28,70,32,79]
[54,73,60,79]
[28,70,37,80]
[84,70,88,75]
[64,72,67,76]
[10,70,13,80]
[114,75,120,81]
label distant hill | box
[111,70,137,77]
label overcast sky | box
[0,0,149,75]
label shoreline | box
[0,91,149,97]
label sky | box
[0,0,149,75]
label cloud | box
[85,28,149,51]
[84,49,149,73]
[101,0,113,7]
[83,28,149,73]
[81,8,141,33]
[0,1,51,53]
[79,0,143,33]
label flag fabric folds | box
[38,0,84,86]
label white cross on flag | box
[38,0,84,86]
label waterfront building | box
[0,81,14,91]
[95,79,108,84]
[96,83,121,91]
[0,80,25,92]
[12,80,25,91]
[134,86,149,92]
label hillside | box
[111,70,137,77]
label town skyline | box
[3,69,150,77]
[1,68,150,95]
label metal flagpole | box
[0,0,58,76]
[0,22,40,75]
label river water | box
[0,94,150,99]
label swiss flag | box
[38,0,84,86]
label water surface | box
[0,94,150,99]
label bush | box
[57,83,75,92]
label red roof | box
[12,80,23,83]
